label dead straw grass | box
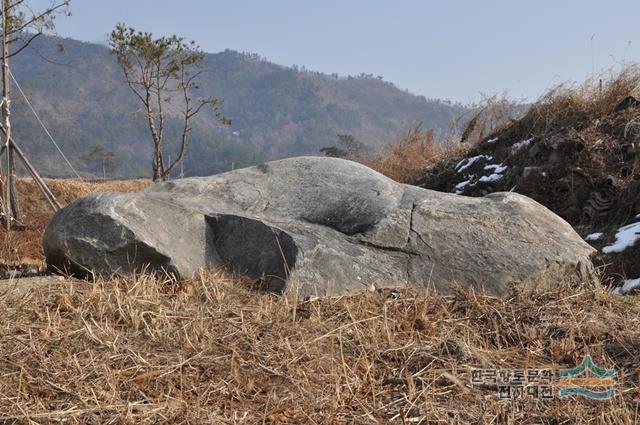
[42,179,151,212]
[365,94,522,184]
[510,66,640,138]
[363,126,466,184]
[0,270,638,424]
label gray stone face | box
[43,156,596,296]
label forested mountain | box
[9,36,466,178]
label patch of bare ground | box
[0,271,638,424]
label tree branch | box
[155,58,164,146]
[3,31,41,59]
[187,100,209,119]
[5,0,27,12]
[163,66,191,178]
[8,2,69,36]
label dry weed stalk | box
[514,65,640,138]
[363,125,463,184]
[365,93,522,184]
[457,93,522,146]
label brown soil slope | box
[418,71,640,288]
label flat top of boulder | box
[149,156,403,235]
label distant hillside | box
[9,36,466,178]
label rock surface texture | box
[43,157,596,296]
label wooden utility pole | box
[0,149,5,227]
[1,0,20,230]
[2,0,11,230]
[0,0,61,231]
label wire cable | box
[9,68,83,180]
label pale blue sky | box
[55,0,640,103]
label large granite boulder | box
[43,157,596,296]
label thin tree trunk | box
[141,76,165,182]
[8,144,19,219]
[162,80,192,180]
[2,0,12,230]
[153,150,162,181]
[0,165,6,226]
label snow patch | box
[602,221,640,254]
[454,175,478,194]
[454,160,506,191]
[455,177,475,190]
[484,163,508,174]
[622,278,640,293]
[585,232,603,241]
[479,173,504,183]
[512,138,533,152]
[486,137,499,144]
[612,278,640,295]
[455,155,493,173]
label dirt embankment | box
[417,70,640,289]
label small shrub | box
[359,125,442,183]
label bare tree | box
[108,24,230,182]
[81,143,116,179]
[320,133,366,159]
[0,0,70,229]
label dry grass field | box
[0,164,638,423]
[0,181,640,425]
[1,271,639,424]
